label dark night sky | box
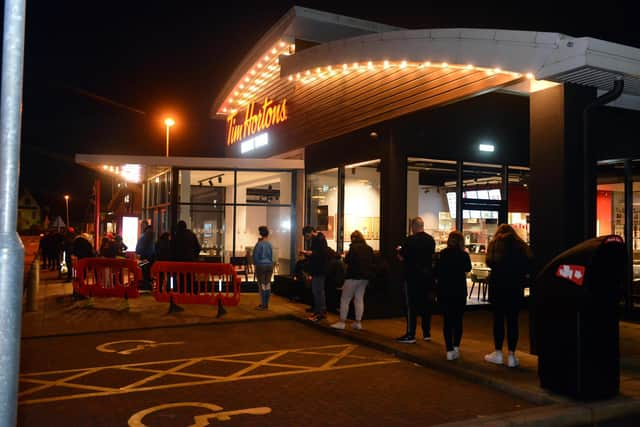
[12,0,640,221]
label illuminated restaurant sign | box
[226,98,288,146]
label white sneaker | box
[484,350,504,365]
[507,353,519,368]
[330,321,346,330]
[453,346,460,358]
[446,350,459,361]
[351,321,362,330]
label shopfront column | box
[529,83,596,272]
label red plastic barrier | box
[150,261,241,306]
[74,257,142,298]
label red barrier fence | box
[74,257,142,299]
[150,261,241,307]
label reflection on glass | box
[345,161,380,251]
[508,167,530,243]
[406,158,457,250]
[307,169,339,250]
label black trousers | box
[404,280,433,338]
[440,296,466,351]
[493,303,520,351]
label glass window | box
[307,169,339,250]
[235,205,292,275]
[596,162,624,238]
[345,160,380,251]
[236,171,292,206]
[406,158,457,251]
[462,162,503,260]
[177,170,234,261]
[508,167,530,243]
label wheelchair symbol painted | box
[128,402,271,426]
[96,340,184,355]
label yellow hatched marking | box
[19,344,399,405]
[226,351,289,379]
[121,359,202,390]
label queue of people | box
[392,217,531,367]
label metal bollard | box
[26,255,39,312]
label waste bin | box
[535,235,625,400]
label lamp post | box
[164,117,175,157]
[64,195,70,228]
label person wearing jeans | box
[300,225,329,322]
[331,230,375,331]
[253,226,275,310]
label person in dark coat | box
[170,220,201,261]
[483,224,532,368]
[99,236,116,258]
[436,230,472,360]
[300,225,329,322]
[112,235,128,258]
[72,234,96,259]
[396,217,436,344]
[331,230,374,331]
[154,232,172,261]
[136,222,155,290]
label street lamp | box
[164,117,175,157]
[64,195,70,228]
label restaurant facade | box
[78,6,640,315]
[210,7,640,313]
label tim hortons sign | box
[226,98,288,146]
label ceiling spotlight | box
[208,179,213,186]
[218,176,222,184]
[199,182,203,187]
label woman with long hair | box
[436,230,472,361]
[483,224,532,368]
[331,230,375,330]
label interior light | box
[526,73,535,80]
[479,143,495,152]
[442,62,449,68]
[400,60,407,69]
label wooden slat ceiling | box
[230,62,522,153]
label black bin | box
[535,235,626,400]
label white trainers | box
[330,321,346,330]
[453,346,460,359]
[484,350,504,365]
[507,353,519,368]
[446,350,459,361]
[351,321,362,330]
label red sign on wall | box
[555,264,586,286]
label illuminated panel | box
[240,133,269,154]
[121,216,138,252]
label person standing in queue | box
[395,217,436,344]
[435,230,472,360]
[253,226,274,310]
[483,224,532,368]
[300,225,329,322]
[331,230,375,331]
[135,221,155,290]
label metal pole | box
[165,125,170,157]
[65,197,70,227]
[0,0,26,425]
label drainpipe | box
[583,78,624,240]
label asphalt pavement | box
[18,269,640,426]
